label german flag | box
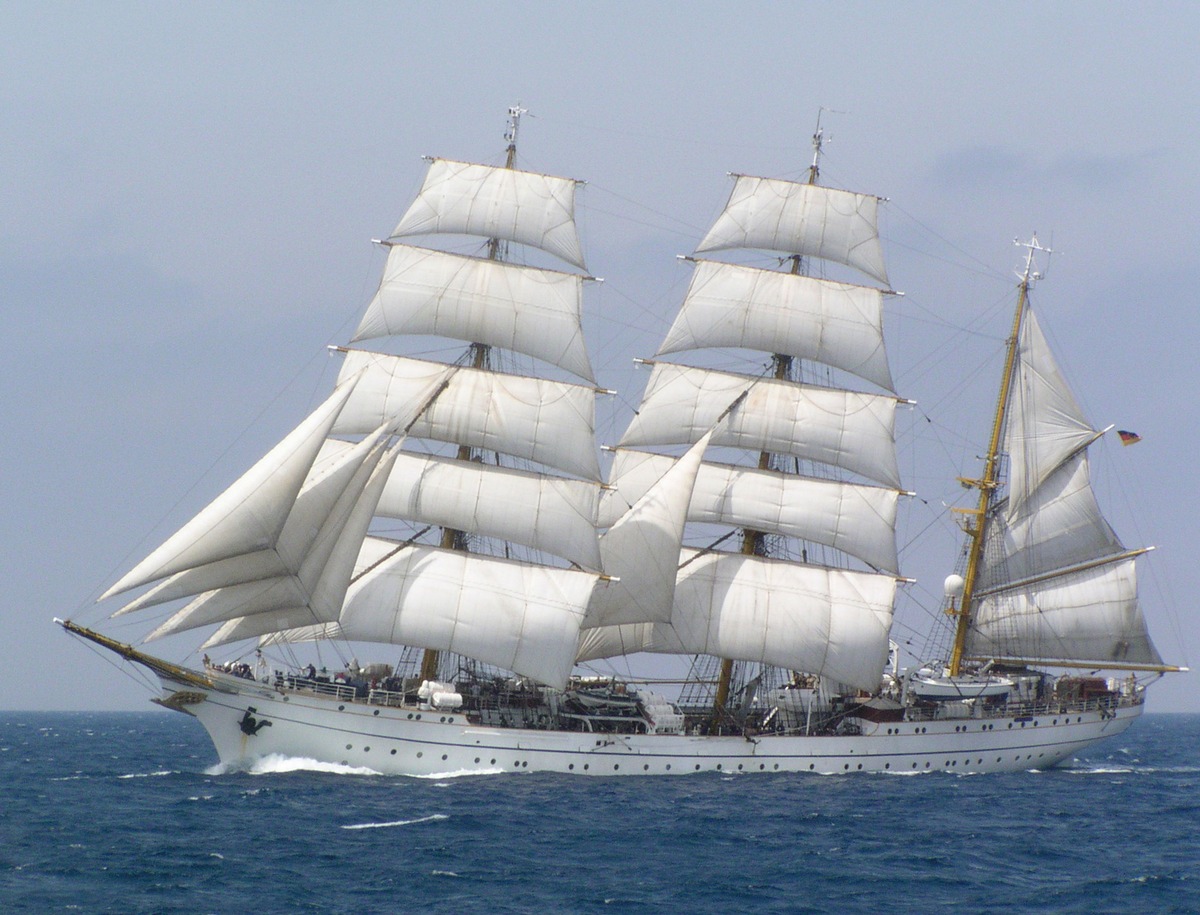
[1117,430,1142,446]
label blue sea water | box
[2,711,1197,914]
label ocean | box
[3,711,1197,914]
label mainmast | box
[420,103,527,684]
[947,235,1047,676]
[710,117,827,728]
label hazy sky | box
[5,2,1198,712]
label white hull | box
[167,674,1142,777]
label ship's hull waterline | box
[171,674,1140,777]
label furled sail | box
[619,362,900,488]
[659,259,893,391]
[577,549,897,692]
[352,244,594,383]
[390,158,586,270]
[695,175,888,286]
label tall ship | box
[62,108,1182,776]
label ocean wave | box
[341,814,449,830]
[117,770,177,779]
[205,754,383,777]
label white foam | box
[341,813,449,831]
[117,770,176,779]
[207,754,382,777]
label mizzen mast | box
[947,235,1047,676]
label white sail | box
[145,439,396,642]
[585,433,711,628]
[618,362,899,488]
[967,558,1163,667]
[577,549,897,692]
[600,449,899,574]
[978,452,1124,592]
[695,176,888,286]
[353,244,594,383]
[390,159,586,270]
[659,260,893,391]
[99,382,358,601]
[1006,307,1097,516]
[322,442,602,571]
[334,349,601,481]
[115,427,391,615]
[326,539,599,688]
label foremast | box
[947,236,1043,676]
[421,104,525,684]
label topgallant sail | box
[61,109,1182,776]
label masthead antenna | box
[809,107,848,185]
[1014,233,1055,288]
[504,102,528,169]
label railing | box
[273,675,357,702]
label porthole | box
[856,764,863,771]
[737,764,743,771]
[884,763,890,770]
[338,705,345,711]
[416,751,423,758]
[715,764,722,771]
[583,764,590,771]
[415,714,422,720]
[643,764,649,771]
[345,744,352,750]
[568,764,574,770]
[809,764,815,771]
[695,764,701,771]
[441,754,448,761]
[407,713,414,720]
[390,749,397,755]
[665,764,671,771]
[522,762,528,768]
[373,710,380,716]
[364,747,370,753]
[614,764,620,771]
